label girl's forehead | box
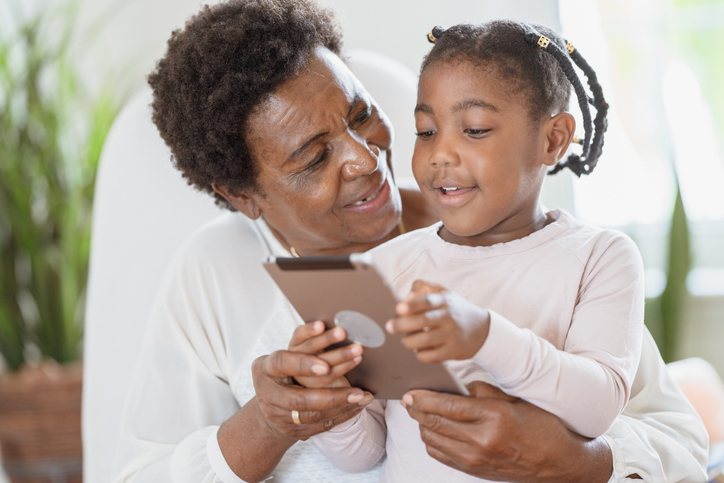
[417,59,524,115]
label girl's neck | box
[438,204,555,248]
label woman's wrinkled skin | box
[213,47,616,483]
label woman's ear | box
[543,112,576,167]
[211,182,262,220]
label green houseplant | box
[643,179,692,363]
[0,3,118,480]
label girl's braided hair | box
[425,20,608,177]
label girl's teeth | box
[442,187,460,195]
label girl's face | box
[413,59,562,247]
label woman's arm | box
[113,229,373,483]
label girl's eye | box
[465,128,490,137]
[415,130,435,139]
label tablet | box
[263,253,468,399]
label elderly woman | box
[113,1,707,482]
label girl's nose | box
[429,135,459,168]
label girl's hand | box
[386,280,490,363]
[288,321,364,388]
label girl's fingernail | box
[348,392,364,403]
[350,344,362,355]
[386,321,394,333]
[353,356,362,364]
[312,364,328,375]
[402,394,413,406]
[315,321,325,331]
[334,328,345,340]
[426,293,445,306]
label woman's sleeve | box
[310,400,387,473]
[602,329,708,483]
[472,234,644,438]
[112,242,263,483]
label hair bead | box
[566,41,575,54]
[427,26,446,44]
[537,36,551,48]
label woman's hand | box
[250,350,373,442]
[218,349,374,482]
[386,280,491,363]
[287,321,364,388]
[400,382,618,483]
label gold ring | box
[291,410,302,425]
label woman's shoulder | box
[170,211,268,275]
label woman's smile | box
[344,176,392,213]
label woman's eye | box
[415,130,435,139]
[307,148,329,171]
[352,107,372,126]
[294,147,329,179]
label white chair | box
[81,49,418,482]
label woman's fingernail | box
[396,302,408,313]
[402,394,413,406]
[385,321,394,333]
[314,321,325,331]
[360,393,374,405]
[334,328,345,340]
[312,364,328,375]
[350,344,363,355]
[353,356,362,364]
[348,392,364,404]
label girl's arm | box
[310,401,388,473]
[471,234,644,438]
[388,234,644,438]
[401,328,708,482]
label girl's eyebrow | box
[414,103,433,114]
[414,98,500,115]
[452,98,499,113]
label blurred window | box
[559,0,724,296]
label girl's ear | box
[211,182,262,219]
[543,112,576,167]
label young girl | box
[305,20,644,481]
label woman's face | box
[229,47,402,255]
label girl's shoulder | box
[555,210,643,269]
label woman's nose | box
[341,135,380,181]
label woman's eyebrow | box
[347,94,367,117]
[290,132,327,161]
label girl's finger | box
[290,325,347,354]
[316,343,363,367]
[401,326,446,353]
[288,321,326,348]
[397,292,447,316]
[386,310,446,335]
